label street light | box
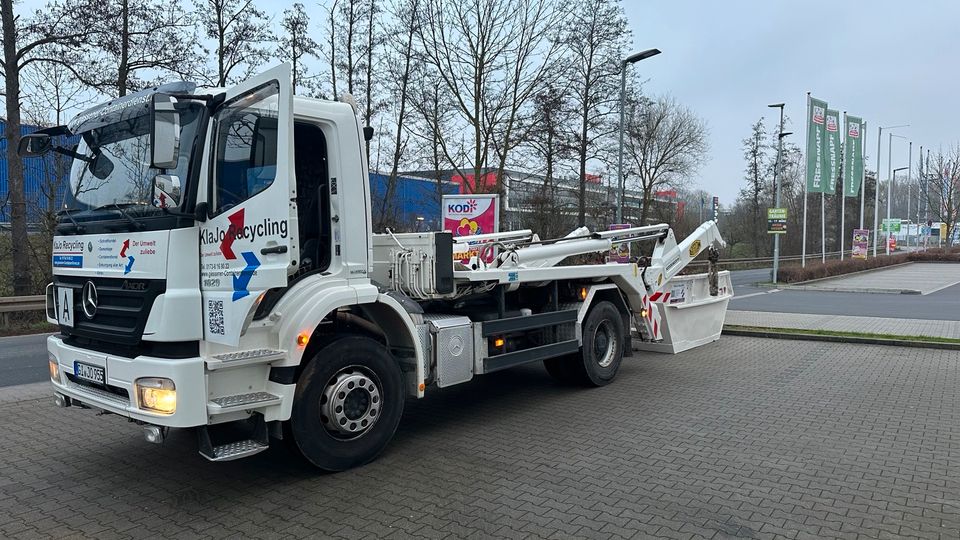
[887,166,908,254]
[873,124,909,256]
[616,48,661,224]
[767,102,791,284]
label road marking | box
[731,289,781,300]
[922,279,960,296]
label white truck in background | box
[20,64,732,471]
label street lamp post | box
[887,166,908,254]
[873,124,908,256]
[616,48,661,224]
[768,103,791,284]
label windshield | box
[64,102,205,215]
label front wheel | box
[288,336,405,471]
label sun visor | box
[67,81,197,135]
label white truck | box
[20,65,732,471]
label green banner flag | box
[843,115,864,197]
[805,96,828,193]
[824,109,841,193]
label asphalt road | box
[0,333,52,388]
[728,267,960,321]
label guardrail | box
[0,295,45,314]
[685,250,854,269]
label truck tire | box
[544,301,624,387]
[288,335,404,471]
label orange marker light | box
[296,332,310,347]
[494,337,505,348]
[579,287,588,300]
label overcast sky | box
[629,0,960,203]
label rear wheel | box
[544,301,625,387]
[288,336,404,471]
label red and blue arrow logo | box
[120,239,135,275]
[232,251,260,301]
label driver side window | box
[212,82,279,214]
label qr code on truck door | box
[207,299,225,335]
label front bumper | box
[47,335,207,428]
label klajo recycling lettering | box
[200,218,288,245]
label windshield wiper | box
[56,207,87,234]
[93,202,146,230]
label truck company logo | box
[199,208,288,260]
[447,199,478,215]
[53,239,85,268]
[812,105,825,125]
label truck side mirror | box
[150,93,180,169]
[152,174,182,209]
[18,133,52,158]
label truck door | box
[200,64,298,345]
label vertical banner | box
[843,116,864,197]
[443,194,499,264]
[805,96,828,193]
[852,229,869,259]
[824,109,841,193]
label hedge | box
[777,248,960,283]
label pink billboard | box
[443,194,499,264]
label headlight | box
[48,354,60,382]
[136,378,177,414]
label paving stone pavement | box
[1,335,959,539]
[725,310,960,340]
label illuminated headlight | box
[136,378,177,414]
[48,354,60,382]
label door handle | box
[261,245,288,255]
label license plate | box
[74,361,105,385]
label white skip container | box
[634,270,734,354]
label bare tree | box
[739,117,768,256]
[194,0,272,87]
[376,0,420,230]
[624,94,708,227]
[557,0,629,226]
[71,0,200,97]
[1,0,95,295]
[417,0,518,192]
[277,3,318,95]
[925,146,960,242]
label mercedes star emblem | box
[81,281,98,318]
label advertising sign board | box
[852,229,869,259]
[442,194,499,264]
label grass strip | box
[725,325,960,345]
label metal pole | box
[616,61,627,224]
[907,141,913,246]
[841,113,846,260]
[859,121,867,229]
[821,191,826,263]
[873,126,882,256]
[802,94,810,267]
[772,105,785,283]
[886,132,892,255]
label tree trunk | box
[118,0,130,96]
[1,0,32,294]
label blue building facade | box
[0,120,73,224]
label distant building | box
[0,119,72,225]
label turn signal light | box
[579,287,588,300]
[494,337,505,348]
[297,332,310,347]
[48,356,60,382]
